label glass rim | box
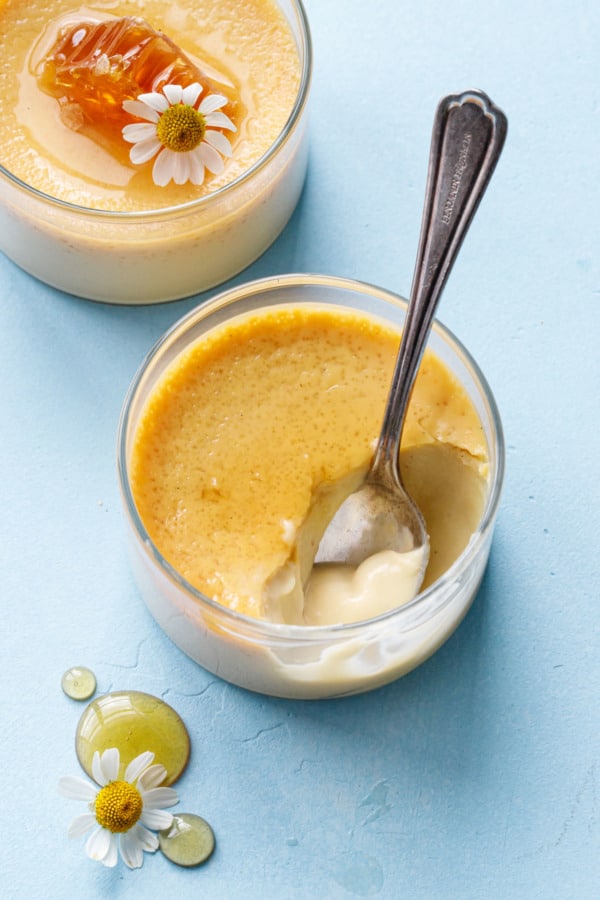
[117,272,505,641]
[0,0,312,222]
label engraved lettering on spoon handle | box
[373,89,508,486]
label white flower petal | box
[182,82,203,107]
[99,748,120,784]
[199,142,225,175]
[152,148,177,186]
[122,99,160,123]
[119,825,158,868]
[138,91,169,113]
[204,129,233,157]
[67,813,97,838]
[91,751,105,786]
[170,152,188,185]
[59,775,97,802]
[122,122,157,144]
[141,786,179,809]
[163,83,183,106]
[199,93,228,114]
[86,826,113,863]
[187,149,205,185]
[131,823,159,853]
[124,751,154,784]
[104,836,119,868]
[204,111,236,132]
[130,137,162,165]
[136,763,167,792]
[141,807,173,830]
[119,830,144,869]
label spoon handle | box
[372,89,507,484]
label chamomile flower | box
[59,747,178,869]
[122,82,236,187]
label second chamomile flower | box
[122,82,236,187]
[59,747,179,869]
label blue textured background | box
[1,0,599,897]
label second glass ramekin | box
[117,274,504,698]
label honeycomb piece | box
[38,16,240,143]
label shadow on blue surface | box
[231,551,506,777]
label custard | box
[130,305,489,625]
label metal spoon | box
[315,89,507,577]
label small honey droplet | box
[61,666,97,701]
[75,690,190,786]
[159,813,215,867]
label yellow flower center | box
[156,104,205,152]
[94,781,143,833]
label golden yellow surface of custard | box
[0,0,300,210]
[130,306,489,621]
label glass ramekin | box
[0,1,311,304]
[117,274,505,699]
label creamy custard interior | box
[130,305,489,625]
[0,0,300,210]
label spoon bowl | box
[315,89,507,584]
[315,476,428,566]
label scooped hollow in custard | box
[37,16,241,168]
[130,306,489,626]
